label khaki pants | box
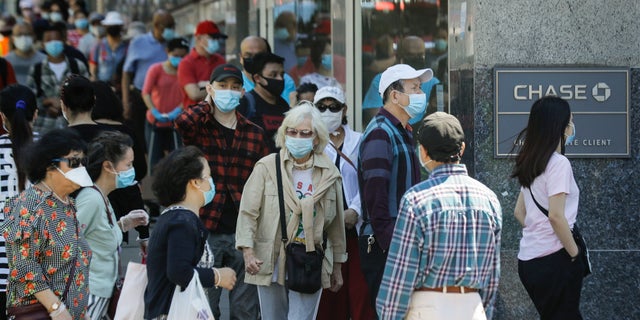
[405,291,487,320]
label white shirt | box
[518,152,580,260]
[323,125,364,233]
[48,60,68,81]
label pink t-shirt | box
[142,62,184,127]
[518,152,580,260]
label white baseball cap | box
[313,86,345,104]
[101,11,124,26]
[378,64,433,97]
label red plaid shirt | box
[175,101,269,231]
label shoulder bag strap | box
[329,143,356,171]
[90,185,114,225]
[528,188,549,217]
[275,153,287,244]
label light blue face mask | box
[399,91,427,121]
[169,56,182,68]
[115,167,136,189]
[44,40,64,57]
[50,12,63,22]
[205,38,220,54]
[162,28,175,41]
[274,28,289,40]
[213,89,242,113]
[435,39,447,51]
[200,177,216,206]
[296,56,307,67]
[285,136,314,159]
[565,123,576,145]
[321,54,332,70]
[75,18,89,30]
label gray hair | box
[275,100,329,154]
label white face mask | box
[320,110,343,134]
[13,35,33,51]
[56,167,93,187]
[418,146,434,172]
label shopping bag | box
[114,262,148,320]
[167,271,214,320]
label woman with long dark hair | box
[511,96,583,319]
[0,84,37,315]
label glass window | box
[359,0,448,128]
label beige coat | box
[236,150,347,288]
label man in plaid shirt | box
[174,63,267,320]
[377,112,502,320]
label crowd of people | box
[0,2,586,320]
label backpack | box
[33,57,80,97]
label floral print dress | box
[1,186,92,319]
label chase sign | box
[494,67,629,158]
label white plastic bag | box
[167,271,214,320]
[114,262,147,320]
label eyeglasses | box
[315,103,344,113]
[285,128,315,138]
[52,157,87,168]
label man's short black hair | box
[250,52,284,76]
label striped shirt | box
[0,134,17,291]
[377,164,502,320]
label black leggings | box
[518,248,584,320]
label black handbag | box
[275,153,324,293]
[529,189,592,277]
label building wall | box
[449,0,640,318]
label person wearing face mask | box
[299,37,341,90]
[174,63,267,319]
[75,131,149,319]
[377,112,502,320]
[512,96,585,319]
[142,38,189,173]
[81,12,105,57]
[237,51,290,153]
[357,64,431,316]
[239,36,296,104]
[312,86,376,320]
[6,22,44,84]
[178,20,227,108]
[145,146,237,319]
[122,10,175,157]
[70,9,90,54]
[236,101,346,320]
[2,128,93,319]
[362,36,441,127]
[89,11,128,86]
[27,22,89,135]
[273,11,297,72]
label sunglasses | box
[315,103,344,113]
[285,128,315,138]
[52,157,87,168]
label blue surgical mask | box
[44,40,64,57]
[296,56,307,67]
[435,39,447,51]
[274,28,289,40]
[169,56,182,67]
[565,123,576,145]
[285,136,314,159]
[50,12,63,22]
[200,177,215,206]
[114,167,136,189]
[321,54,332,70]
[205,38,220,54]
[400,92,427,121]
[162,28,175,41]
[213,89,242,113]
[75,18,89,30]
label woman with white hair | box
[236,101,347,320]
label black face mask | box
[105,26,122,37]
[403,57,426,70]
[243,57,256,74]
[259,76,284,97]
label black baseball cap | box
[418,112,465,162]
[209,64,243,83]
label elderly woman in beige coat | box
[236,101,347,320]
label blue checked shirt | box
[377,164,502,320]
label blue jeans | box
[207,233,259,320]
[257,282,322,320]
